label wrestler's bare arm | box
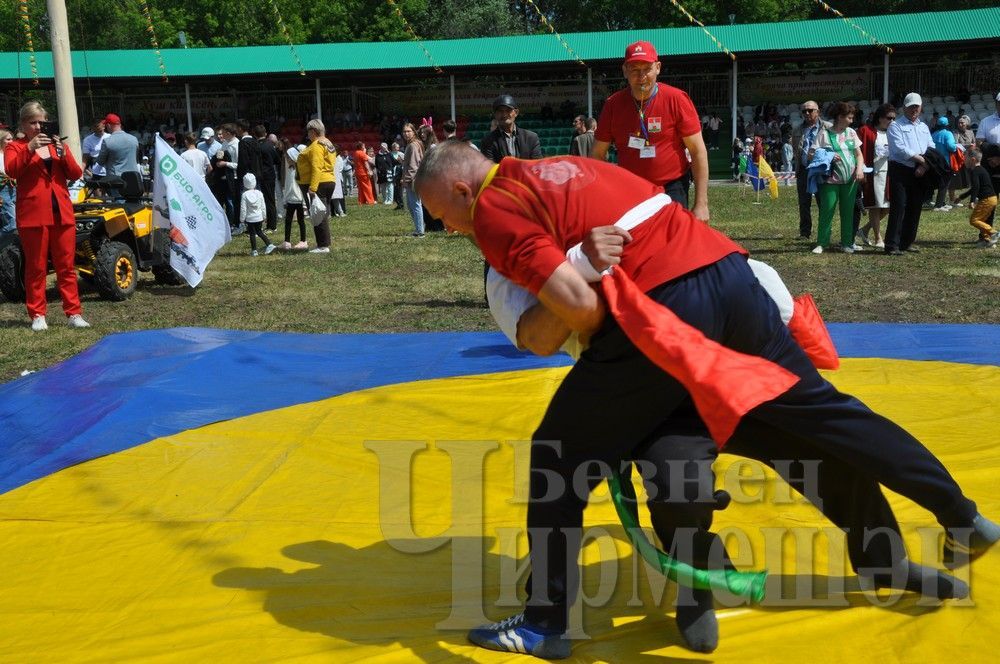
[537,263,606,336]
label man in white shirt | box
[180,132,211,181]
[197,126,222,159]
[885,92,935,255]
[81,117,108,178]
[976,92,1000,148]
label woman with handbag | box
[297,119,335,254]
[808,102,865,254]
[857,104,895,248]
[3,101,90,330]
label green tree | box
[0,0,998,52]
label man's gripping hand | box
[581,225,632,272]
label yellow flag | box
[757,157,779,199]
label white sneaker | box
[30,315,48,332]
[954,202,964,208]
[293,241,309,250]
[67,314,91,329]
[264,244,276,255]
[279,241,292,250]
[309,247,330,254]
[933,206,950,212]
[842,246,855,254]
[875,240,885,249]
[811,245,823,254]
[989,231,999,248]
[251,250,259,257]
[852,243,863,251]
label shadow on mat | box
[213,536,712,662]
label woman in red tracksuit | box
[3,101,90,331]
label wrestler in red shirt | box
[593,41,709,222]
[475,155,741,296]
[414,143,996,659]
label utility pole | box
[46,0,81,159]
[180,31,193,132]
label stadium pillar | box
[450,75,456,121]
[730,59,738,143]
[587,68,593,118]
[883,52,889,103]
[184,84,193,133]
[315,79,322,121]
[46,0,81,158]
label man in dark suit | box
[254,125,279,231]
[479,94,542,164]
[234,119,262,225]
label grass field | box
[1,182,997,382]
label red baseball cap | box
[103,113,121,126]
[624,41,658,64]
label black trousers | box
[885,162,925,252]
[312,181,334,248]
[522,253,977,631]
[631,402,904,576]
[284,204,305,243]
[663,171,691,209]
[261,177,278,230]
[246,221,269,251]
[211,180,236,227]
[796,166,818,237]
[393,176,404,207]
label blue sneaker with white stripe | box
[467,612,571,659]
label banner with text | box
[152,134,230,287]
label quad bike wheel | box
[0,239,26,303]
[94,241,138,301]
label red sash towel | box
[601,267,801,446]
[788,293,840,370]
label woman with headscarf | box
[3,101,90,330]
[950,114,976,206]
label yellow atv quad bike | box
[0,171,185,303]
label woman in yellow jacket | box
[295,119,335,254]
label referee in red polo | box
[593,41,711,222]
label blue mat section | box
[0,328,569,496]
[828,323,999,366]
[0,324,996,496]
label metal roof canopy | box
[1,7,998,85]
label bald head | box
[414,141,493,234]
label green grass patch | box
[1,184,997,381]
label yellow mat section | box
[0,358,998,662]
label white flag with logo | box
[152,134,230,287]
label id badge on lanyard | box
[632,85,658,156]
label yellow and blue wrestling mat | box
[1,325,998,661]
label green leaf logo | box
[170,198,182,211]
[159,153,178,176]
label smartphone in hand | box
[39,121,60,138]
